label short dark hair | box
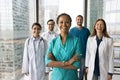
[56,13,72,24]
[32,22,42,30]
[77,15,83,19]
[47,19,55,24]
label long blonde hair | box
[90,19,110,38]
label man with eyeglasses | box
[42,19,58,80]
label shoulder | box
[82,27,90,31]
[103,37,113,46]
[42,31,48,36]
[68,34,79,42]
[24,37,31,45]
[50,35,59,43]
[25,37,30,41]
[104,37,113,42]
[53,35,59,41]
[88,36,95,41]
[42,38,48,45]
[48,36,59,47]
[25,37,31,42]
[70,27,76,31]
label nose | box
[36,29,40,32]
[62,22,66,27]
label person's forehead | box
[76,16,82,19]
[59,16,70,20]
[48,21,54,23]
[33,25,40,28]
[48,21,54,24]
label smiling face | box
[48,21,55,31]
[91,19,110,37]
[76,16,83,26]
[57,15,71,34]
[95,20,104,34]
[32,25,41,38]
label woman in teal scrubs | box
[45,13,82,80]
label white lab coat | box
[22,36,47,80]
[42,31,58,45]
[85,36,114,80]
[42,31,58,72]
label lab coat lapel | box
[93,36,97,54]
[99,36,105,57]
[29,39,36,59]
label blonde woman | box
[85,19,114,80]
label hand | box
[48,53,56,61]
[85,68,88,75]
[68,54,79,65]
[107,75,112,80]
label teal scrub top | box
[45,33,82,80]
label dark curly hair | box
[56,13,72,24]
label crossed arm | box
[47,53,80,69]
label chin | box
[34,35,39,37]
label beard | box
[77,22,82,26]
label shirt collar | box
[96,35,103,41]
[31,35,40,41]
[48,31,54,34]
[58,33,71,40]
